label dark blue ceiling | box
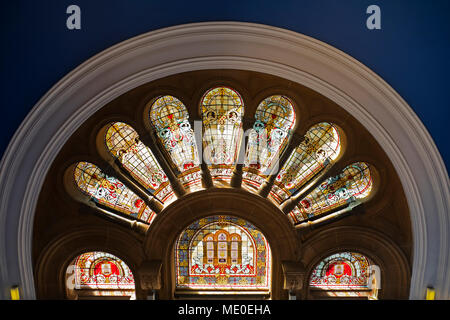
[1,0,449,170]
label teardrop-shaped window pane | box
[270,122,341,204]
[105,122,175,204]
[201,87,244,185]
[149,96,202,192]
[289,162,372,223]
[74,161,156,223]
[243,95,296,191]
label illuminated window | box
[288,162,372,224]
[270,122,341,204]
[204,234,214,264]
[149,95,202,192]
[175,215,271,292]
[309,251,379,299]
[74,161,156,224]
[230,234,241,264]
[243,95,296,191]
[105,122,175,204]
[66,251,135,299]
[201,87,244,186]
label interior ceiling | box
[32,69,412,270]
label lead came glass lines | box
[175,215,271,291]
[74,161,156,223]
[270,122,341,204]
[309,252,372,290]
[105,122,175,204]
[288,162,372,223]
[243,95,296,191]
[149,95,202,192]
[201,87,244,185]
[73,251,135,291]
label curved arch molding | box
[0,22,448,299]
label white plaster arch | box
[0,22,448,299]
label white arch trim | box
[0,22,448,299]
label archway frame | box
[144,188,299,299]
[34,225,147,299]
[0,22,448,299]
[300,226,411,299]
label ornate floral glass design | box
[288,162,372,224]
[105,122,175,204]
[70,251,135,297]
[74,161,156,223]
[175,215,271,291]
[201,87,244,185]
[243,95,296,191]
[270,123,341,204]
[309,251,378,299]
[149,95,202,192]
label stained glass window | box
[175,215,271,291]
[105,122,175,204]
[309,251,378,299]
[74,161,156,224]
[201,87,244,186]
[288,162,372,224]
[149,95,202,192]
[243,95,296,191]
[270,123,341,204]
[67,251,135,298]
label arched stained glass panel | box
[270,123,341,204]
[175,215,271,291]
[309,251,378,299]
[149,96,202,191]
[66,251,135,299]
[74,252,135,289]
[202,87,244,185]
[288,162,372,224]
[243,95,295,190]
[105,122,175,204]
[74,161,156,223]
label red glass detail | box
[325,261,352,278]
[134,199,144,208]
[301,199,310,209]
[183,162,194,170]
[93,261,120,277]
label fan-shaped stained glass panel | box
[105,122,175,204]
[74,161,156,223]
[201,87,244,185]
[270,123,341,204]
[243,95,295,190]
[149,95,202,191]
[288,162,372,223]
